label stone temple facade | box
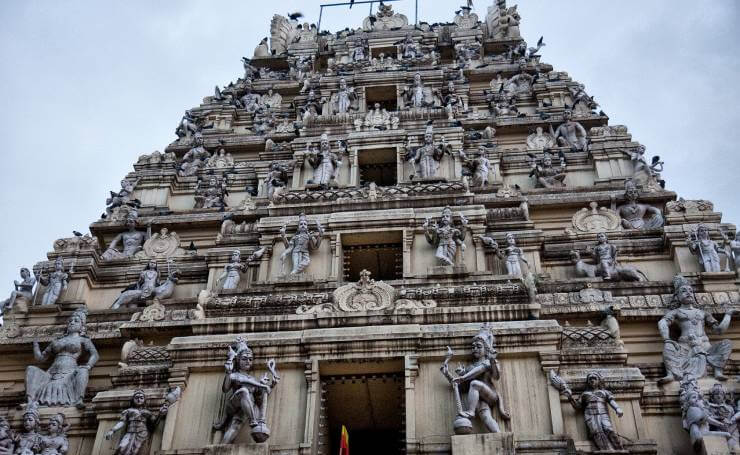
[2,2,740,454]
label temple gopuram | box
[1,1,739,454]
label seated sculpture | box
[658,275,735,384]
[213,337,280,444]
[440,324,510,435]
[1,267,35,312]
[175,110,199,141]
[279,213,324,276]
[194,176,227,210]
[424,207,468,267]
[106,178,141,219]
[260,88,282,111]
[0,417,12,455]
[26,308,99,407]
[356,103,398,131]
[105,389,170,455]
[111,261,179,309]
[526,126,556,150]
[264,161,289,200]
[101,215,152,261]
[177,133,210,177]
[614,180,664,230]
[35,257,69,306]
[579,233,648,281]
[529,150,566,188]
[549,371,624,451]
[553,110,588,152]
[401,73,438,109]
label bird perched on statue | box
[287,11,303,21]
[72,231,83,237]
[247,246,267,262]
[349,0,355,8]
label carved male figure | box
[101,215,152,261]
[35,257,68,306]
[1,267,35,313]
[687,224,726,273]
[105,389,169,455]
[279,213,324,276]
[614,180,664,230]
[553,110,588,152]
[424,207,468,267]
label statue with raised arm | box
[658,275,736,384]
[614,180,664,230]
[480,233,529,277]
[105,389,171,455]
[401,73,437,109]
[706,383,740,451]
[218,250,247,291]
[213,337,280,444]
[584,232,648,281]
[177,133,210,177]
[327,78,357,115]
[264,161,289,200]
[460,146,491,187]
[424,206,468,267]
[39,413,69,455]
[438,81,465,120]
[25,308,99,407]
[106,178,141,219]
[687,224,727,273]
[529,150,566,188]
[35,257,69,306]
[679,377,734,452]
[101,215,152,261]
[194,176,227,210]
[279,213,323,276]
[405,125,451,181]
[553,110,588,152]
[1,267,35,313]
[441,324,510,435]
[238,81,261,113]
[548,370,624,451]
[111,260,178,309]
[306,133,340,187]
[175,110,200,142]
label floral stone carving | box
[334,269,396,312]
[135,228,186,259]
[567,202,621,234]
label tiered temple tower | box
[2,2,739,454]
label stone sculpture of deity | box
[530,150,566,188]
[105,389,170,455]
[706,383,740,451]
[1,267,36,313]
[101,215,152,261]
[687,224,727,273]
[526,126,556,150]
[39,413,69,455]
[194,176,227,210]
[13,401,42,454]
[178,133,210,177]
[0,417,12,455]
[264,161,289,200]
[279,213,324,276]
[218,250,247,291]
[260,88,282,111]
[306,133,340,187]
[110,260,179,309]
[238,82,261,113]
[583,233,648,281]
[480,233,529,277]
[658,275,736,384]
[553,110,588,152]
[400,33,422,59]
[405,125,452,181]
[175,110,200,142]
[614,180,664,230]
[401,73,437,109]
[213,337,280,444]
[460,146,491,187]
[25,308,99,407]
[440,324,510,435]
[424,206,468,267]
[679,377,734,452]
[549,371,624,451]
[106,178,141,219]
[35,257,69,306]
[327,78,357,115]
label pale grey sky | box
[0,1,738,289]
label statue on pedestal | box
[548,371,624,451]
[25,308,99,407]
[106,178,141,219]
[480,233,529,277]
[529,150,566,188]
[253,37,269,58]
[706,383,740,451]
[264,161,289,200]
[218,251,247,291]
[424,207,468,266]
[214,337,280,444]
[679,377,733,452]
[441,324,510,435]
[260,88,282,111]
[401,73,438,109]
[326,78,357,115]
[101,215,152,261]
[35,257,69,306]
[553,110,588,152]
[658,275,735,384]
[438,81,465,120]
[177,133,210,177]
[614,180,664,230]
[0,267,35,313]
[105,389,171,455]
[238,82,261,113]
[687,224,728,273]
[279,213,324,276]
[306,133,340,187]
[580,233,648,281]
[460,146,491,187]
[400,33,422,59]
[110,261,179,309]
[175,110,200,142]
[194,176,227,210]
[405,125,452,181]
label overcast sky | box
[0,0,738,289]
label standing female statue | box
[424,207,468,266]
[480,233,529,277]
[105,389,170,455]
[35,257,69,306]
[25,308,99,407]
[218,251,247,291]
[441,324,510,435]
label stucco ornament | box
[25,308,99,408]
[526,126,556,151]
[441,324,510,435]
[214,337,280,444]
[35,257,69,306]
[679,376,734,452]
[453,6,479,29]
[110,261,179,309]
[614,180,664,230]
[363,3,408,31]
[102,215,152,261]
[548,370,625,451]
[334,269,396,312]
[658,275,736,384]
[687,224,729,273]
[136,228,185,259]
[568,202,621,234]
[105,389,177,455]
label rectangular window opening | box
[342,232,403,282]
[365,85,398,112]
[359,148,397,187]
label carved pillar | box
[301,359,320,455]
[259,239,274,282]
[471,226,487,273]
[329,233,340,282]
[404,355,419,454]
[349,148,359,187]
[403,228,415,277]
[160,367,190,451]
[292,152,306,189]
[397,143,408,184]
